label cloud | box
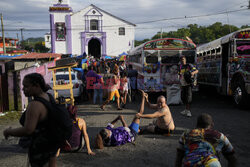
[137,0,156,10]
[1,0,250,40]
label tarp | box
[77,52,87,59]
[81,59,87,63]
[72,68,84,73]
[119,52,127,56]
[105,56,112,59]
[0,54,23,59]
[119,55,126,61]
[118,52,127,61]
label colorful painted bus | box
[196,28,250,106]
[127,38,196,92]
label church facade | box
[49,0,136,58]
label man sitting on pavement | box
[175,113,237,167]
[136,90,175,135]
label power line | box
[0,8,248,32]
[135,8,248,24]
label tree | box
[135,22,245,46]
[34,42,50,53]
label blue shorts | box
[129,122,139,133]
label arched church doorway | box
[88,38,101,59]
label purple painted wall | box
[19,61,54,110]
[50,14,56,53]
[66,15,72,54]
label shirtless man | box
[136,90,175,134]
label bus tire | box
[232,79,248,108]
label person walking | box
[3,73,59,167]
[100,65,122,110]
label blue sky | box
[0,0,250,40]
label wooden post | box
[0,74,3,113]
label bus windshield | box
[160,50,195,64]
[236,40,250,55]
[145,50,158,64]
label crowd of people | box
[80,58,138,111]
[2,55,237,167]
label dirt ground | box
[0,92,250,167]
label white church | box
[48,0,136,59]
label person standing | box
[93,67,104,104]
[120,72,129,108]
[127,64,138,101]
[86,65,98,102]
[179,55,198,117]
[175,113,237,167]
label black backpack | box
[34,93,73,145]
[184,71,194,84]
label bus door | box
[221,43,230,95]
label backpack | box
[180,64,195,85]
[34,93,73,145]
[184,71,194,84]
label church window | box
[119,27,125,35]
[55,23,66,41]
[90,19,98,30]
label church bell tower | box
[49,0,72,54]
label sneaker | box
[186,110,192,117]
[180,110,187,115]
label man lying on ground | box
[95,90,146,149]
[136,90,175,135]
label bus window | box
[160,50,180,57]
[146,56,158,64]
[216,47,221,54]
[161,56,179,64]
[181,50,196,57]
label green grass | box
[0,111,22,123]
[8,94,22,111]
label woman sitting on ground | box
[61,105,95,155]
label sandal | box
[117,108,123,110]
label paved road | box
[0,92,249,167]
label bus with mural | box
[127,38,196,93]
[196,28,250,107]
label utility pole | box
[226,10,231,33]
[20,28,24,41]
[0,13,6,54]
[160,28,163,39]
